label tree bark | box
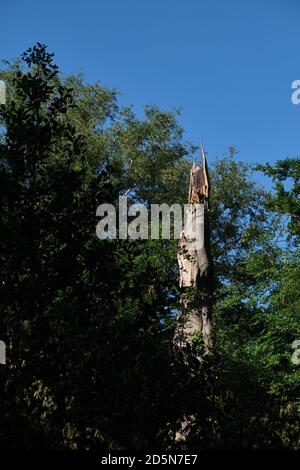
[174,155,214,357]
[173,152,214,444]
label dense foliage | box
[0,44,299,449]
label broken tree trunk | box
[174,147,214,358]
[172,147,214,444]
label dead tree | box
[174,145,214,358]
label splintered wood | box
[174,151,213,357]
[178,158,209,288]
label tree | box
[257,157,300,240]
[0,44,299,450]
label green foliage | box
[0,44,299,450]
[257,157,300,240]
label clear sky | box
[1,0,299,184]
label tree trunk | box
[173,151,214,444]
[174,153,213,357]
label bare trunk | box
[174,297,213,356]
[173,149,214,443]
[174,150,213,357]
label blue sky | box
[1,0,299,186]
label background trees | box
[0,44,299,449]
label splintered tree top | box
[188,154,209,209]
[178,149,210,288]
